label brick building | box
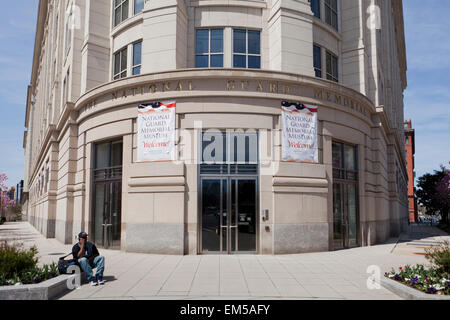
[404,120,417,223]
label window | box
[113,47,127,80]
[114,0,129,27]
[134,0,144,14]
[233,29,261,69]
[62,68,70,105]
[132,41,142,75]
[311,0,320,18]
[326,51,338,82]
[54,14,59,45]
[325,0,338,30]
[195,29,224,68]
[313,45,322,78]
[405,137,409,145]
[65,11,72,55]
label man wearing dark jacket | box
[72,232,105,286]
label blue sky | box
[0,1,449,189]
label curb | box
[381,277,450,300]
[0,274,77,300]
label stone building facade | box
[23,0,408,254]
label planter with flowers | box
[384,240,450,297]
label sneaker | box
[97,275,106,285]
[90,280,98,286]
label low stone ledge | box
[0,274,75,300]
[381,277,450,300]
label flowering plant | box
[0,173,15,216]
[385,264,450,295]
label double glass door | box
[93,181,122,249]
[201,178,257,254]
[92,140,123,250]
[333,182,358,249]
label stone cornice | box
[75,68,377,117]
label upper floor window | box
[62,68,70,105]
[325,0,338,30]
[114,0,129,27]
[113,47,127,80]
[313,45,322,78]
[326,51,338,82]
[311,0,320,18]
[233,29,261,69]
[195,29,224,68]
[132,41,142,75]
[65,11,72,56]
[134,0,144,14]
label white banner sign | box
[137,101,176,162]
[281,102,319,163]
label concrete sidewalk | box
[1,222,448,300]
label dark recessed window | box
[326,51,338,82]
[195,29,224,68]
[313,45,322,78]
[311,0,321,18]
[233,29,261,69]
[325,0,338,30]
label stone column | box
[268,0,315,76]
[142,0,188,73]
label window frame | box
[113,0,129,27]
[326,50,338,82]
[324,0,338,31]
[65,10,72,56]
[62,68,70,106]
[195,28,224,68]
[113,47,128,80]
[313,45,322,78]
[232,28,261,69]
[132,41,142,75]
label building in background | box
[404,120,417,223]
[23,0,409,255]
[15,180,24,205]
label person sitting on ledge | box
[72,232,106,286]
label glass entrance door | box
[93,181,122,249]
[201,178,257,254]
[333,182,358,249]
[92,140,123,250]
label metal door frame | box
[91,139,123,250]
[199,176,259,255]
[333,180,360,250]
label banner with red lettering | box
[281,101,318,163]
[137,101,176,162]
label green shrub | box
[0,241,39,279]
[425,240,450,273]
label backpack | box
[58,253,76,274]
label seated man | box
[72,232,106,286]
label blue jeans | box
[78,256,105,282]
